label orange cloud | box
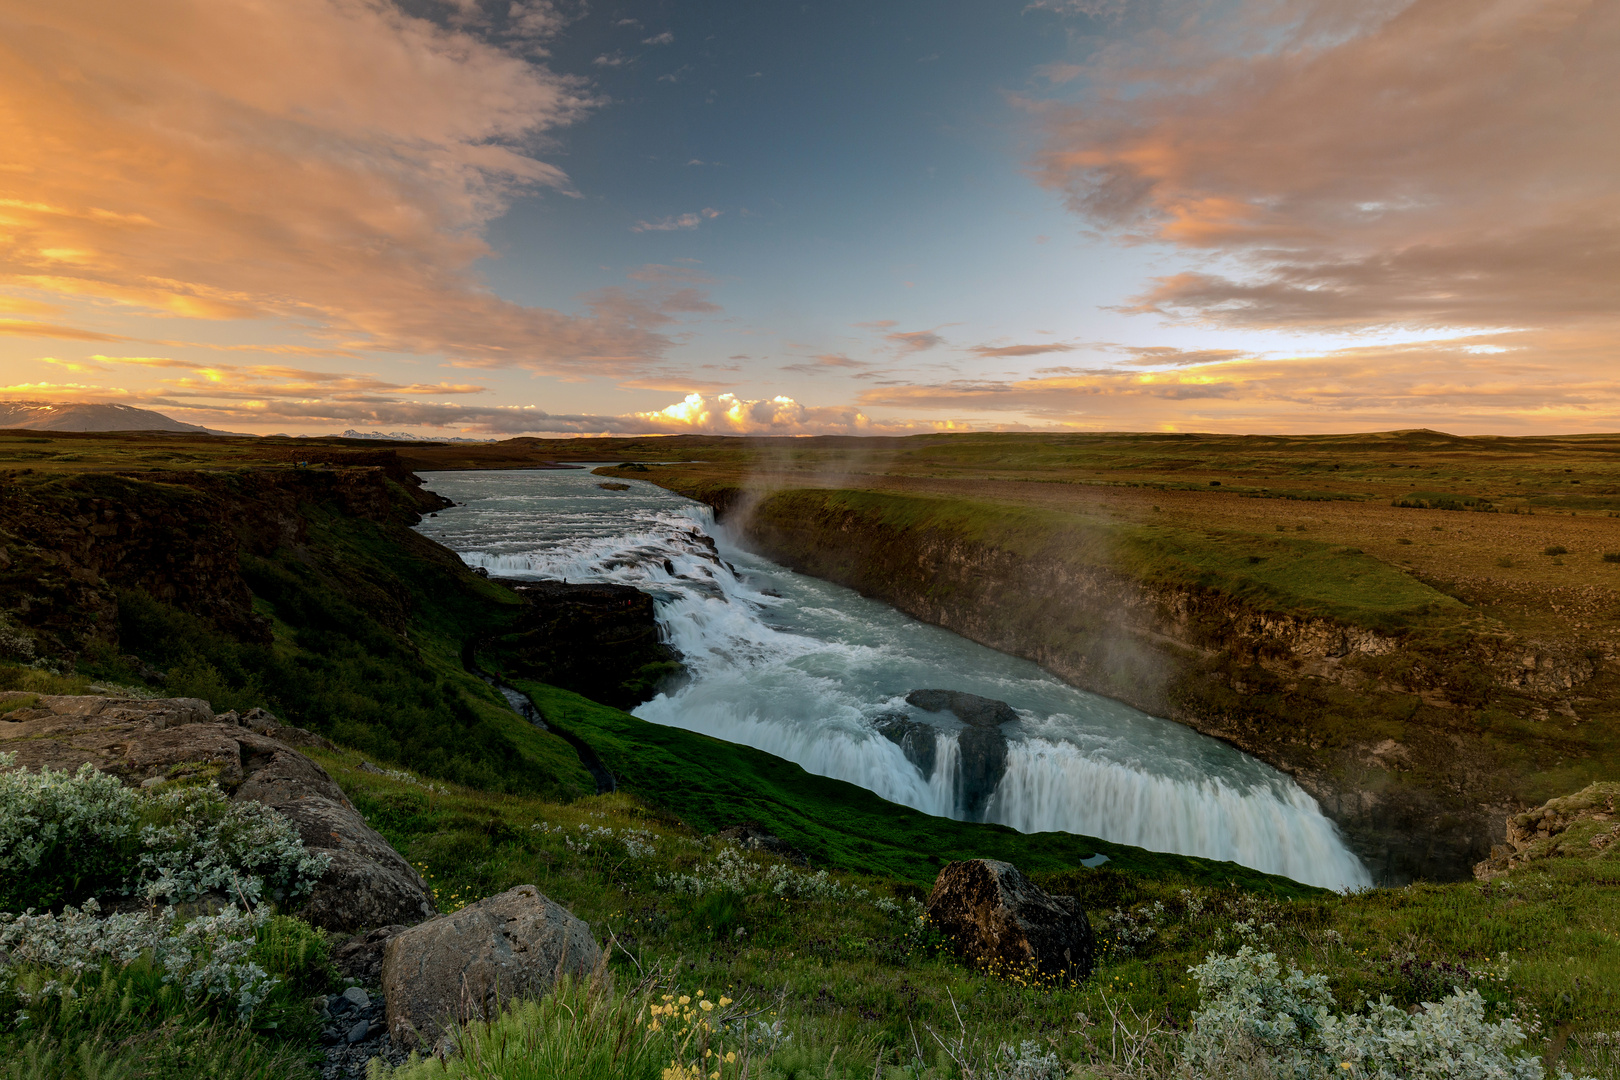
[857,330,1620,433]
[1035,0,1620,333]
[0,320,126,342]
[0,0,693,373]
[969,343,1078,358]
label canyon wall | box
[679,484,1582,884]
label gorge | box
[414,468,1372,891]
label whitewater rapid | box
[416,468,1372,891]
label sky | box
[0,0,1615,437]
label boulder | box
[905,690,1016,816]
[716,823,808,865]
[333,925,409,983]
[380,885,601,1049]
[925,859,1095,983]
[0,693,435,932]
[874,712,937,777]
[905,690,1019,728]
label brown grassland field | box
[3,427,1620,1078]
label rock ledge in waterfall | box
[873,712,938,777]
[905,689,1014,816]
[925,859,1095,982]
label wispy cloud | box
[0,320,127,342]
[630,208,723,233]
[641,31,673,45]
[886,329,944,353]
[781,353,871,374]
[858,329,1620,433]
[968,342,1077,358]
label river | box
[416,467,1371,891]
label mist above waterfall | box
[416,467,1372,891]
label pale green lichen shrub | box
[1185,946,1582,1080]
[0,756,329,911]
[656,846,870,902]
[989,1040,1064,1080]
[0,898,277,1021]
[0,759,141,910]
[132,784,330,907]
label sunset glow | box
[1,0,1614,436]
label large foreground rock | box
[906,690,1015,816]
[380,885,601,1049]
[0,692,435,932]
[925,859,1095,983]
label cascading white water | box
[416,468,1373,891]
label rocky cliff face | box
[482,579,681,710]
[0,465,448,662]
[675,486,1573,884]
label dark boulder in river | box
[905,690,1019,728]
[873,712,938,777]
[905,689,1014,817]
[925,859,1095,983]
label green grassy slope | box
[516,680,1323,897]
[317,745,1620,1075]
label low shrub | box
[1544,545,1569,556]
[0,899,277,1021]
[0,754,328,911]
[1603,552,1620,564]
[1183,946,1581,1080]
[0,759,140,911]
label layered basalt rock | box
[481,579,682,709]
[906,689,1015,818]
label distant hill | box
[339,428,423,441]
[337,429,493,444]
[0,401,220,434]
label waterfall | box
[417,468,1373,891]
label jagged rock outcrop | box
[874,712,938,776]
[925,859,1095,982]
[1474,782,1620,880]
[906,690,1014,817]
[380,884,601,1050]
[0,693,435,932]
